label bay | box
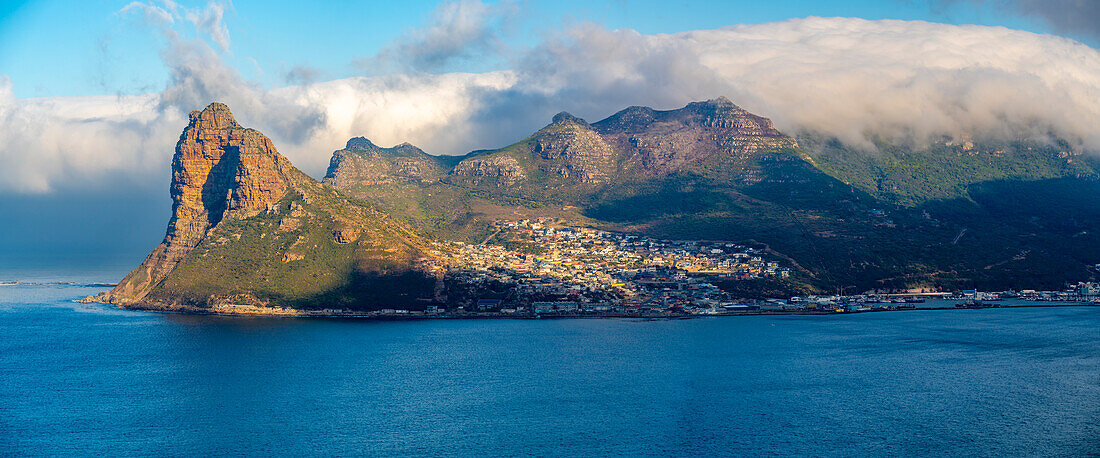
[2,284,1098,456]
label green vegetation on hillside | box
[322,99,1100,296]
[800,135,1096,205]
[152,189,438,310]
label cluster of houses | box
[384,219,1100,317]
[307,283,1099,318]
[417,219,793,313]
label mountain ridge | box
[325,97,1100,293]
[86,97,1100,311]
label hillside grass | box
[151,189,438,310]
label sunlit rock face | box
[451,155,529,186]
[531,112,616,183]
[593,97,796,176]
[109,102,292,303]
[322,137,445,188]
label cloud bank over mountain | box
[3,10,1100,194]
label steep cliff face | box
[98,103,437,311]
[450,155,529,186]
[109,103,293,303]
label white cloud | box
[364,0,518,73]
[692,18,1100,150]
[120,1,232,52]
[271,72,516,172]
[4,17,1100,194]
[184,1,231,52]
[496,18,1100,152]
[118,1,175,27]
[0,70,514,193]
[0,76,178,193]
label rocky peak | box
[695,96,735,107]
[172,103,290,222]
[683,96,742,116]
[390,142,428,156]
[345,137,379,151]
[341,137,426,157]
[551,111,589,127]
[596,106,657,131]
[681,97,772,131]
[532,113,614,183]
[324,138,442,188]
[188,102,241,131]
[108,102,292,303]
[592,97,796,175]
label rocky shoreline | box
[77,296,1098,320]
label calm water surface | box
[2,284,1098,456]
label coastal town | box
[419,218,783,312]
[35,217,1100,319]
[43,218,1100,319]
[336,218,1100,319]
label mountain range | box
[325,97,1100,294]
[89,98,1100,312]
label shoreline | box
[80,299,1100,320]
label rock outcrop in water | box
[92,103,437,311]
[106,103,295,303]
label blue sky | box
[0,0,1071,98]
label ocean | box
[2,283,1098,456]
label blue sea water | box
[2,283,1099,456]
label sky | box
[1,0,1099,277]
[0,0,1085,98]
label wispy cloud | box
[282,64,321,86]
[119,1,232,51]
[124,0,327,147]
[183,1,232,52]
[118,1,175,27]
[361,0,519,73]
